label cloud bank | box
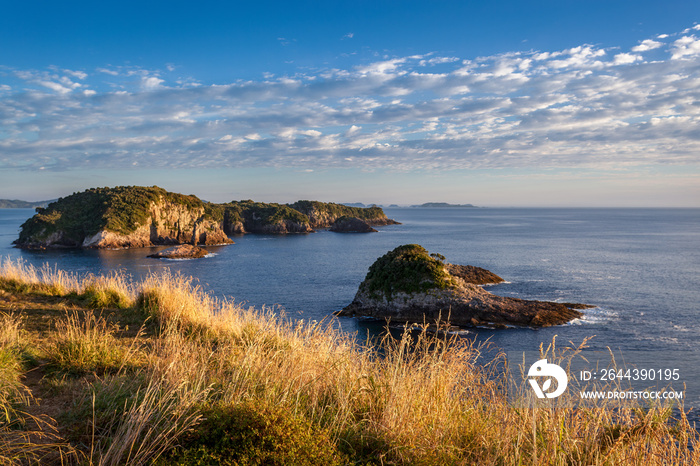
[2,27,700,172]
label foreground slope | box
[0,259,695,465]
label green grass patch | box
[60,374,146,449]
[80,284,132,310]
[162,401,347,466]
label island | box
[338,244,590,328]
[14,186,399,249]
[0,198,55,209]
[410,202,475,208]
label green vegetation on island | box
[0,259,697,465]
[290,200,388,224]
[224,200,312,232]
[362,244,457,299]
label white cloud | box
[419,56,459,66]
[38,81,72,94]
[342,32,354,40]
[613,53,642,65]
[671,35,700,59]
[345,125,361,136]
[547,46,606,69]
[97,68,120,76]
[631,39,663,52]
[2,26,700,173]
[142,76,164,90]
[63,69,88,80]
[300,129,322,137]
[356,58,406,75]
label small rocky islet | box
[339,244,592,328]
[147,244,210,259]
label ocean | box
[2,207,700,407]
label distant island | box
[411,202,475,208]
[341,202,374,208]
[0,199,56,209]
[343,202,476,208]
[14,186,399,249]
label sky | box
[1,0,700,207]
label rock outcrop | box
[329,217,378,233]
[338,244,590,328]
[147,244,210,259]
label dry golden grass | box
[43,311,144,376]
[0,312,28,425]
[0,257,697,465]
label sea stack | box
[339,244,589,328]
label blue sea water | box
[2,207,700,406]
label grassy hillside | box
[0,258,697,465]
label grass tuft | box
[44,311,141,376]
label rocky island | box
[339,244,590,328]
[147,244,211,259]
[14,186,399,249]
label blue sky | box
[1,1,700,206]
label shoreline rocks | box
[147,244,211,259]
[338,244,591,328]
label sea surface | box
[2,207,700,407]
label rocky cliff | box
[338,244,589,328]
[15,186,233,249]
